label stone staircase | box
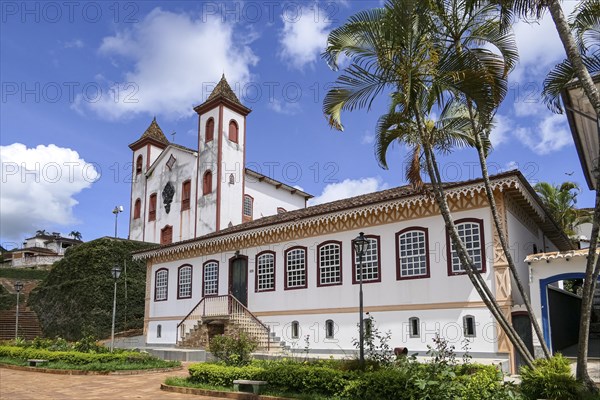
[177,295,285,353]
[0,306,43,340]
[0,278,44,340]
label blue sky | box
[0,0,590,248]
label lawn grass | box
[164,376,342,400]
[0,356,180,371]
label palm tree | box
[35,229,47,236]
[494,0,600,388]
[323,0,536,366]
[427,0,555,360]
[534,182,592,238]
[69,231,83,241]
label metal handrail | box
[176,294,270,350]
[176,295,228,330]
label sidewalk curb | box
[0,363,183,375]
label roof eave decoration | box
[133,172,573,262]
[525,248,599,263]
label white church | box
[129,75,575,373]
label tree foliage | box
[534,181,592,238]
[29,237,153,341]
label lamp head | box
[111,266,122,279]
[353,232,369,256]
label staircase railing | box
[177,295,270,350]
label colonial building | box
[4,232,82,267]
[129,76,574,373]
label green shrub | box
[29,238,153,340]
[73,335,108,353]
[0,267,49,280]
[208,331,257,366]
[0,345,155,365]
[342,368,411,399]
[456,364,515,400]
[260,363,351,396]
[0,284,16,310]
[188,363,264,386]
[186,358,520,400]
[520,354,584,400]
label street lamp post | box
[14,281,23,340]
[352,232,370,369]
[112,206,123,238]
[110,266,122,352]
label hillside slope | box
[29,237,153,340]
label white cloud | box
[267,98,302,115]
[490,114,512,147]
[361,131,375,145]
[0,143,99,242]
[77,8,258,120]
[514,114,572,155]
[308,177,388,206]
[278,3,331,70]
[503,161,519,172]
[512,98,549,118]
[511,2,578,82]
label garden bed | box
[0,338,180,373]
[165,359,517,400]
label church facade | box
[129,76,573,373]
[128,75,310,245]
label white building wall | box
[130,147,149,242]
[528,256,588,357]
[145,207,498,354]
[26,238,47,248]
[244,177,306,219]
[506,207,542,305]
[197,107,220,236]
[261,308,496,354]
[219,108,245,229]
[143,148,197,243]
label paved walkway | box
[0,365,220,399]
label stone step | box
[0,308,43,340]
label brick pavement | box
[0,365,221,399]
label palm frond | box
[323,64,391,130]
[570,0,600,53]
[542,51,600,113]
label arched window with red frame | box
[181,180,191,211]
[243,194,253,222]
[205,118,214,143]
[148,193,157,221]
[228,120,238,143]
[160,225,173,245]
[133,198,141,219]
[136,155,143,175]
[203,170,213,195]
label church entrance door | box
[229,255,248,307]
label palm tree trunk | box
[575,173,600,390]
[547,0,600,390]
[418,128,535,367]
[547,0,600,112]
[469,114,551,359]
